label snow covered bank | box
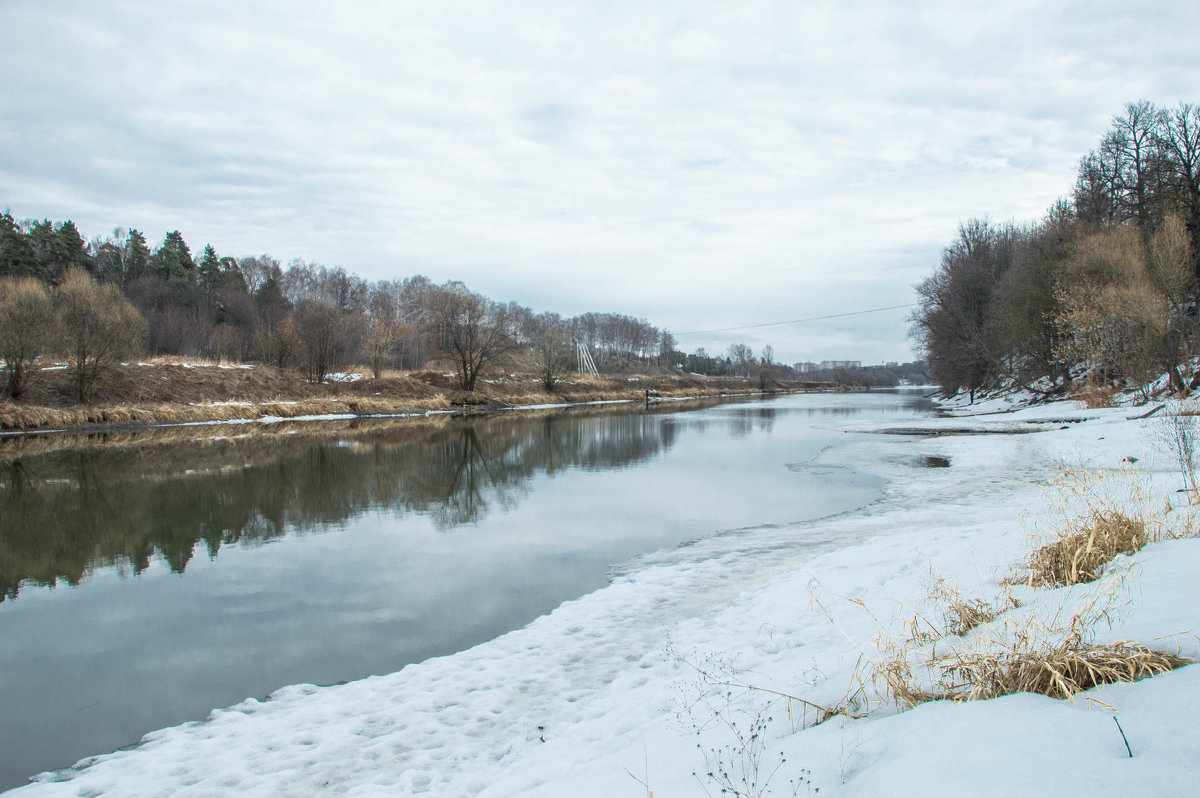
[12,401,1199,796]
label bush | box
[0,276,52,398]
[55,268,147,403]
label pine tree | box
[124,229,151,282]
[152,231,194,282]
[197,244,221,293]
[0,212,37,279]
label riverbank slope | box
[0,360,795,432]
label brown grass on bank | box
[945,638,1188,702]
[1013,468,1194,588]
[878,628,1190,708]
[867,570,1192,710]
[935,580,1009,638]
[1077,384,1118,408]
[0,359,786,431]
[0,395,454,431]
[864,467,1198,710]
[1024,512,1147,587]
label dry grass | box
[1024,512,1148,587]
[933,579,1010,637]
[866,567,1192,710]
[874,590,1190,709]
[1012,467,1195,588]
[1,361,788,432]
[0,395,454,431]
[863,468,1194,704]
[878,633,1188,708]
[862,468,1198,710]
[1077,384,1118,408]
[946,638,1188,702]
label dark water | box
[0,391,932,790]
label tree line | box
[0,215,725,399]
[911,100,1200,400]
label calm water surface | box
[0,391,933,790]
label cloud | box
[2,0,1197,363]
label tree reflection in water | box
[0,405,683,601]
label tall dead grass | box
[862,467,1199,710]
[0,395,452,431]
[1024,512,1148,587]
[866,570,1190,710]
[1015,468,1192,587]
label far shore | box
[0,359,859,436]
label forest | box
[911,100,1200,401]
[0,209,809,402]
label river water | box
[0,391,933,790]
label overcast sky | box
[2,1,1198,364]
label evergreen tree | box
[218,256,248,293]
[124,229,151,282]
[197,244,221,293]
[25,220,56,281]
[0,212,37,278]
[152,231,195,282]
[54,220,89,280]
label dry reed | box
[869,571,1191,710]
[1014,467,1194,588]
[1024,512,1147,587]
[1077,384,1118,408]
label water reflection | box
[725,406,777,437]
[0,407,680,601]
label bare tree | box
[1105,100,1168,230]
[0,276,53,398]
[727,343,754,378]
[294,299,363,383]
[534,331,572,391]
[365,288,410,379]
[1155,103,1200,281]
[55,268,147,403]
[427,285,519,391]
[757,345,775,390]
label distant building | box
[792,360,861,373]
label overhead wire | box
[672,303,916,336]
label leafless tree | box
[55,268,147,402]
[534,331,572,391]
[365,287,410,379]
[757,345,775,390]
[0,276,52,397]
[727,343,754,378]
[427,285,520,391]
[294,299,363,383]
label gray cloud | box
[2,0,1198,364]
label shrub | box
[55,268,147,403]
[0,276,52,398]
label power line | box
[673,303,917,336]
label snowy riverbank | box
[12,399,1200,797]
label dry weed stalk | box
[1015,467,1192,587]
[1078,384,1118,409]
[1024,511,1147,587]
[870,570,1190,708]
[1152,402,1200,500]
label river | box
[0,390,933,790]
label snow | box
[10,399,1200,797]
[325,372,363,383]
